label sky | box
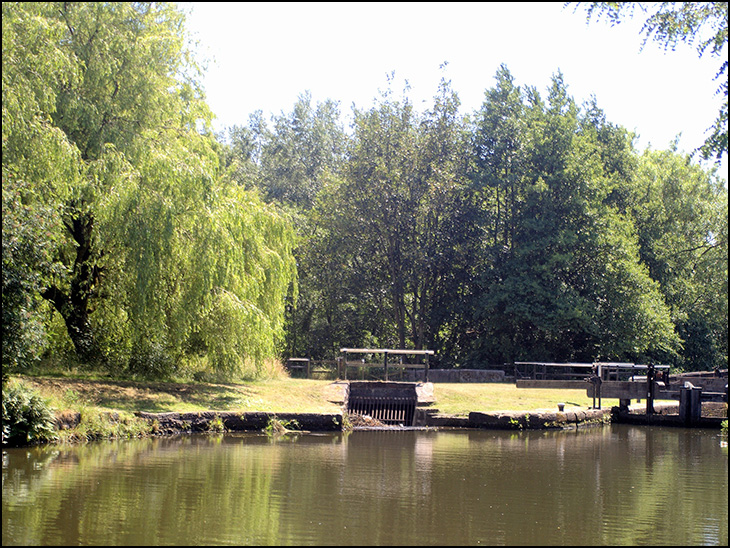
[180,2,726,174]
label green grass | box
[426,382,616,415]
[7,375,623,444]
[17,375,615,417]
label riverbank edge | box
[46,401,727,441]
[126,402,725,433]
[52,406,615,435]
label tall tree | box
[406,78,479,353]
[225,94,349,360]
[229,92,347,209]
[2,2,297,379]
[311,78,476,355]
[630,149,728,369]
[3,1,85,371]
[341,87,419,349]
[40,1,214,370]
[472,64,526,252]
[469,68,679,364]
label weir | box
[345,381,419,426]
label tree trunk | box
[41,207,106,367]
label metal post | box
[679,383,703,426]
[646,363,655,415]
[691,387,702,423]
[384,351,388,381]
[588,373,602,409]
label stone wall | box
[134,411,343,434]
[467,407,611,429]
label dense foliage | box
[2,2,296,380]
[3,2,727,379]
[234,66,726,370]
[2,381,56,446]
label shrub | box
[2,381,56,446]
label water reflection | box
[3,426,727,546]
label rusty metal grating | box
[347,396,416,426]
[346,382,418,426]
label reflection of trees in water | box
[2,428,727,546]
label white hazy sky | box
[181,1,726,173]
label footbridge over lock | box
[338,347,434,382]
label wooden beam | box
[586,381,652,400]
[343,361,427,369]
[340,348,434,355]
[514,362,593,368]
[516,380,589,389]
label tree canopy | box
[234,67,724,371]
[3,2,727,379]
[2,2,297,380]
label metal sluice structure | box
[346,381,419,426]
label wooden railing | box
[338,348,434,381]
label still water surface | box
[3,425,727,546]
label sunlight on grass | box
[19,375,616,417]
[429,383,617,415]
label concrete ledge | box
[611,411,726,428]
[418,411,471,428]
[468,408,611,430]
[612,401,727,428]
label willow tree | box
[2,1,82,373]
[2,2,297,379]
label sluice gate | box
[346,381,419,426]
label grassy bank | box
[18,374,612,416]
[6,374,618,444]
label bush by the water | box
[2,381,56,446]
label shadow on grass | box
[26,377,256,413]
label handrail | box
[340,348,434,355]
[339,348,433,381]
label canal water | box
[2,425,727,546]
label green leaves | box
[3,3,298,379]
[3,3,725,378]
[2,381,56,446]
[251,65,723,371]
[468,67,680,364]
[579,1,727,162]
[631,149,728,368]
